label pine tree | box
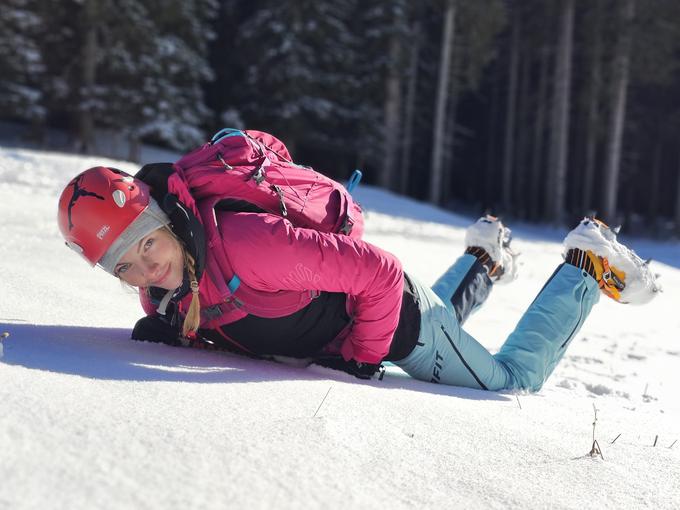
[546,0,575,224]
[602,0,635,223]
[501,1,519,214]
[529,45,551,221]
[580,0,605,215]
[0,0,46,123]
[399,15,423,194]
[235,0,359,153]
[429,0,457,205]
[130,0,217,151]
[625,0,680,229]
[675,152,680,235]
[428,0,505,206]
[35,0,216,155]
[361,0,411,191]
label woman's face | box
[113,228,184,290]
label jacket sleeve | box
[219,212,404,364]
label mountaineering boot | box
[563,217,660,304]
[464,215,519,284]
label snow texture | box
[0,147,679,510]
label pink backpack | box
[174,128,364,239]
[160,129,365,328]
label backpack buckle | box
[226,296,245,309]
[251,163,266,184]
[201,304,224,321]
[340,215,354,235]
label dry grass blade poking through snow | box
[589,404,604,460]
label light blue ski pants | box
[394,255,600,391]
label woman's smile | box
[150,263,171,287]
[115,228,184,290]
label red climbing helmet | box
[57,166,151,266]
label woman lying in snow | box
[56,138,659,392]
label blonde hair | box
[182,249,201,338]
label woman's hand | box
[313,356,382,380]
[131,315,181,346]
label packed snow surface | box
[1,147,678,509]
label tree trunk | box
[546,0,574,224]
[622,140,640,229]
[399,20,422,195]
[513,47,531,218]
[501,2,520,213]
[128,135,142,163]
[675,151,680,236]
[442,44,461,206]
[602,0,636,223]
[648,140,662,226]
[530,46,550,220]
[77,0,98,154]
[582,0,604,214]
[380,30,403,190]
[485,61,502,210]
[429,0,456,205]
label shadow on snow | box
[0,322,510,403]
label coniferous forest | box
[3,0,680,234]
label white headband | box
[98,198,171,274]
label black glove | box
[314,356,382,380]
[131,315,182,346]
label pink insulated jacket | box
[215,211,404,363]
[140,168,404,364]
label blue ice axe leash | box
[346,169,363,195]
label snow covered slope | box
[1,147,678,509]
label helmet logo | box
[112,190,127,207]
[66,175,106,230]
[97,225,111,240]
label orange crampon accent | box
[567,248,627,302]
[598,257,626,301]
